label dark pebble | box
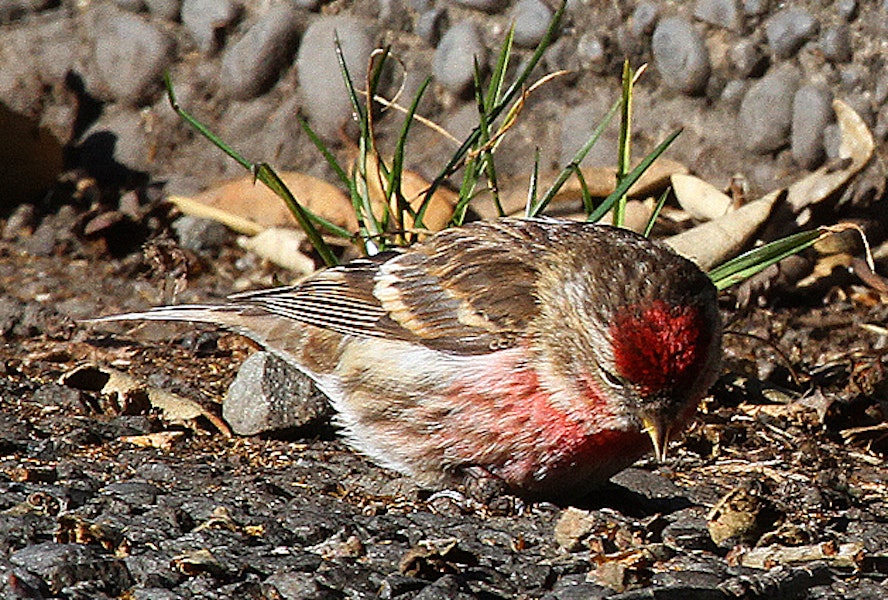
[9,542,133,596]
[171,215,230,253]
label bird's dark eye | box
[600,368,625,388]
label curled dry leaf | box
[671,173,733,221]
[172,171,358,232]
[665,190,783,270]
[733,541,866,570]
[120,431,186,451]
[59,364,230,436]
[237,228,317,275]
[666,100,874,270]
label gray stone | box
[792,85,834,169]
[512,0,553,48]
[415,8,448,46]
[742,0,767,16]
[837,0,858,21]
[9,543,133,596]
[765,7,819,58]
[297,15,375,138]
[181,0,241,54]
[91,10,175,104]
[433,20,486,94]
[694,0,743,31]
[739,64,800,154]
[451,0,508,13]
[630,1,659,37]
[729,38,766,78]
[820,24,852,63]
[224,351,330,436]
[77,108,153,175]
[220,4,302,100]
[652,16,711,95]
[144,0,179,20]
[111,0,145,12]
[171,215,230,253]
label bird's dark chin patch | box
[609,300,710,396]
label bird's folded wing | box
[230,224,545,354]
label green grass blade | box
[486,24,515,111]
[334,34,366,127]
[529,97,621,217]
[614,60,634,228]
[254,164,339,266]
[525,148,541,218]
[708,229,825,291]
[422,1,566,210]
[297,115,350,188]
[643,187,670,238]
[164,74,347,260]
[587,128,682,223]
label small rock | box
[765,7,819,59]
[820,24,852,63]
[742,0,767,16]
[144,0,180,20]
[791,85,833,169]
[2,203,36,239]
[220,3,302,100]
[575,33,609,73]
[181,0,241,54]
[90,9,175,104]
[297,15,376,138]
[694,0,743,31]
[223,351,331,436]
[837,0,858,21]
[661,508,715,551]
[652,17,711,95]
[512,0,553,48]
[739,64,800,154]
[433,21,486,94]
[415,8,448,46]
[630,1,658,37]
[729,38,767,78]
[9,543,133,596]
[171,215,230,254]
[111,0,145,12]
[451,0,508,13]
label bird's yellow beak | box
[641,414,671,462]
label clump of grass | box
[164,0,825,290]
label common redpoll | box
[93,218,722,498]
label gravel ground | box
[2,0,888,598]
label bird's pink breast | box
[437,348,647,493]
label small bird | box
[93,218,722,499]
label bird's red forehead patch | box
[610,299,709,394]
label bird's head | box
[534,224,722,460]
